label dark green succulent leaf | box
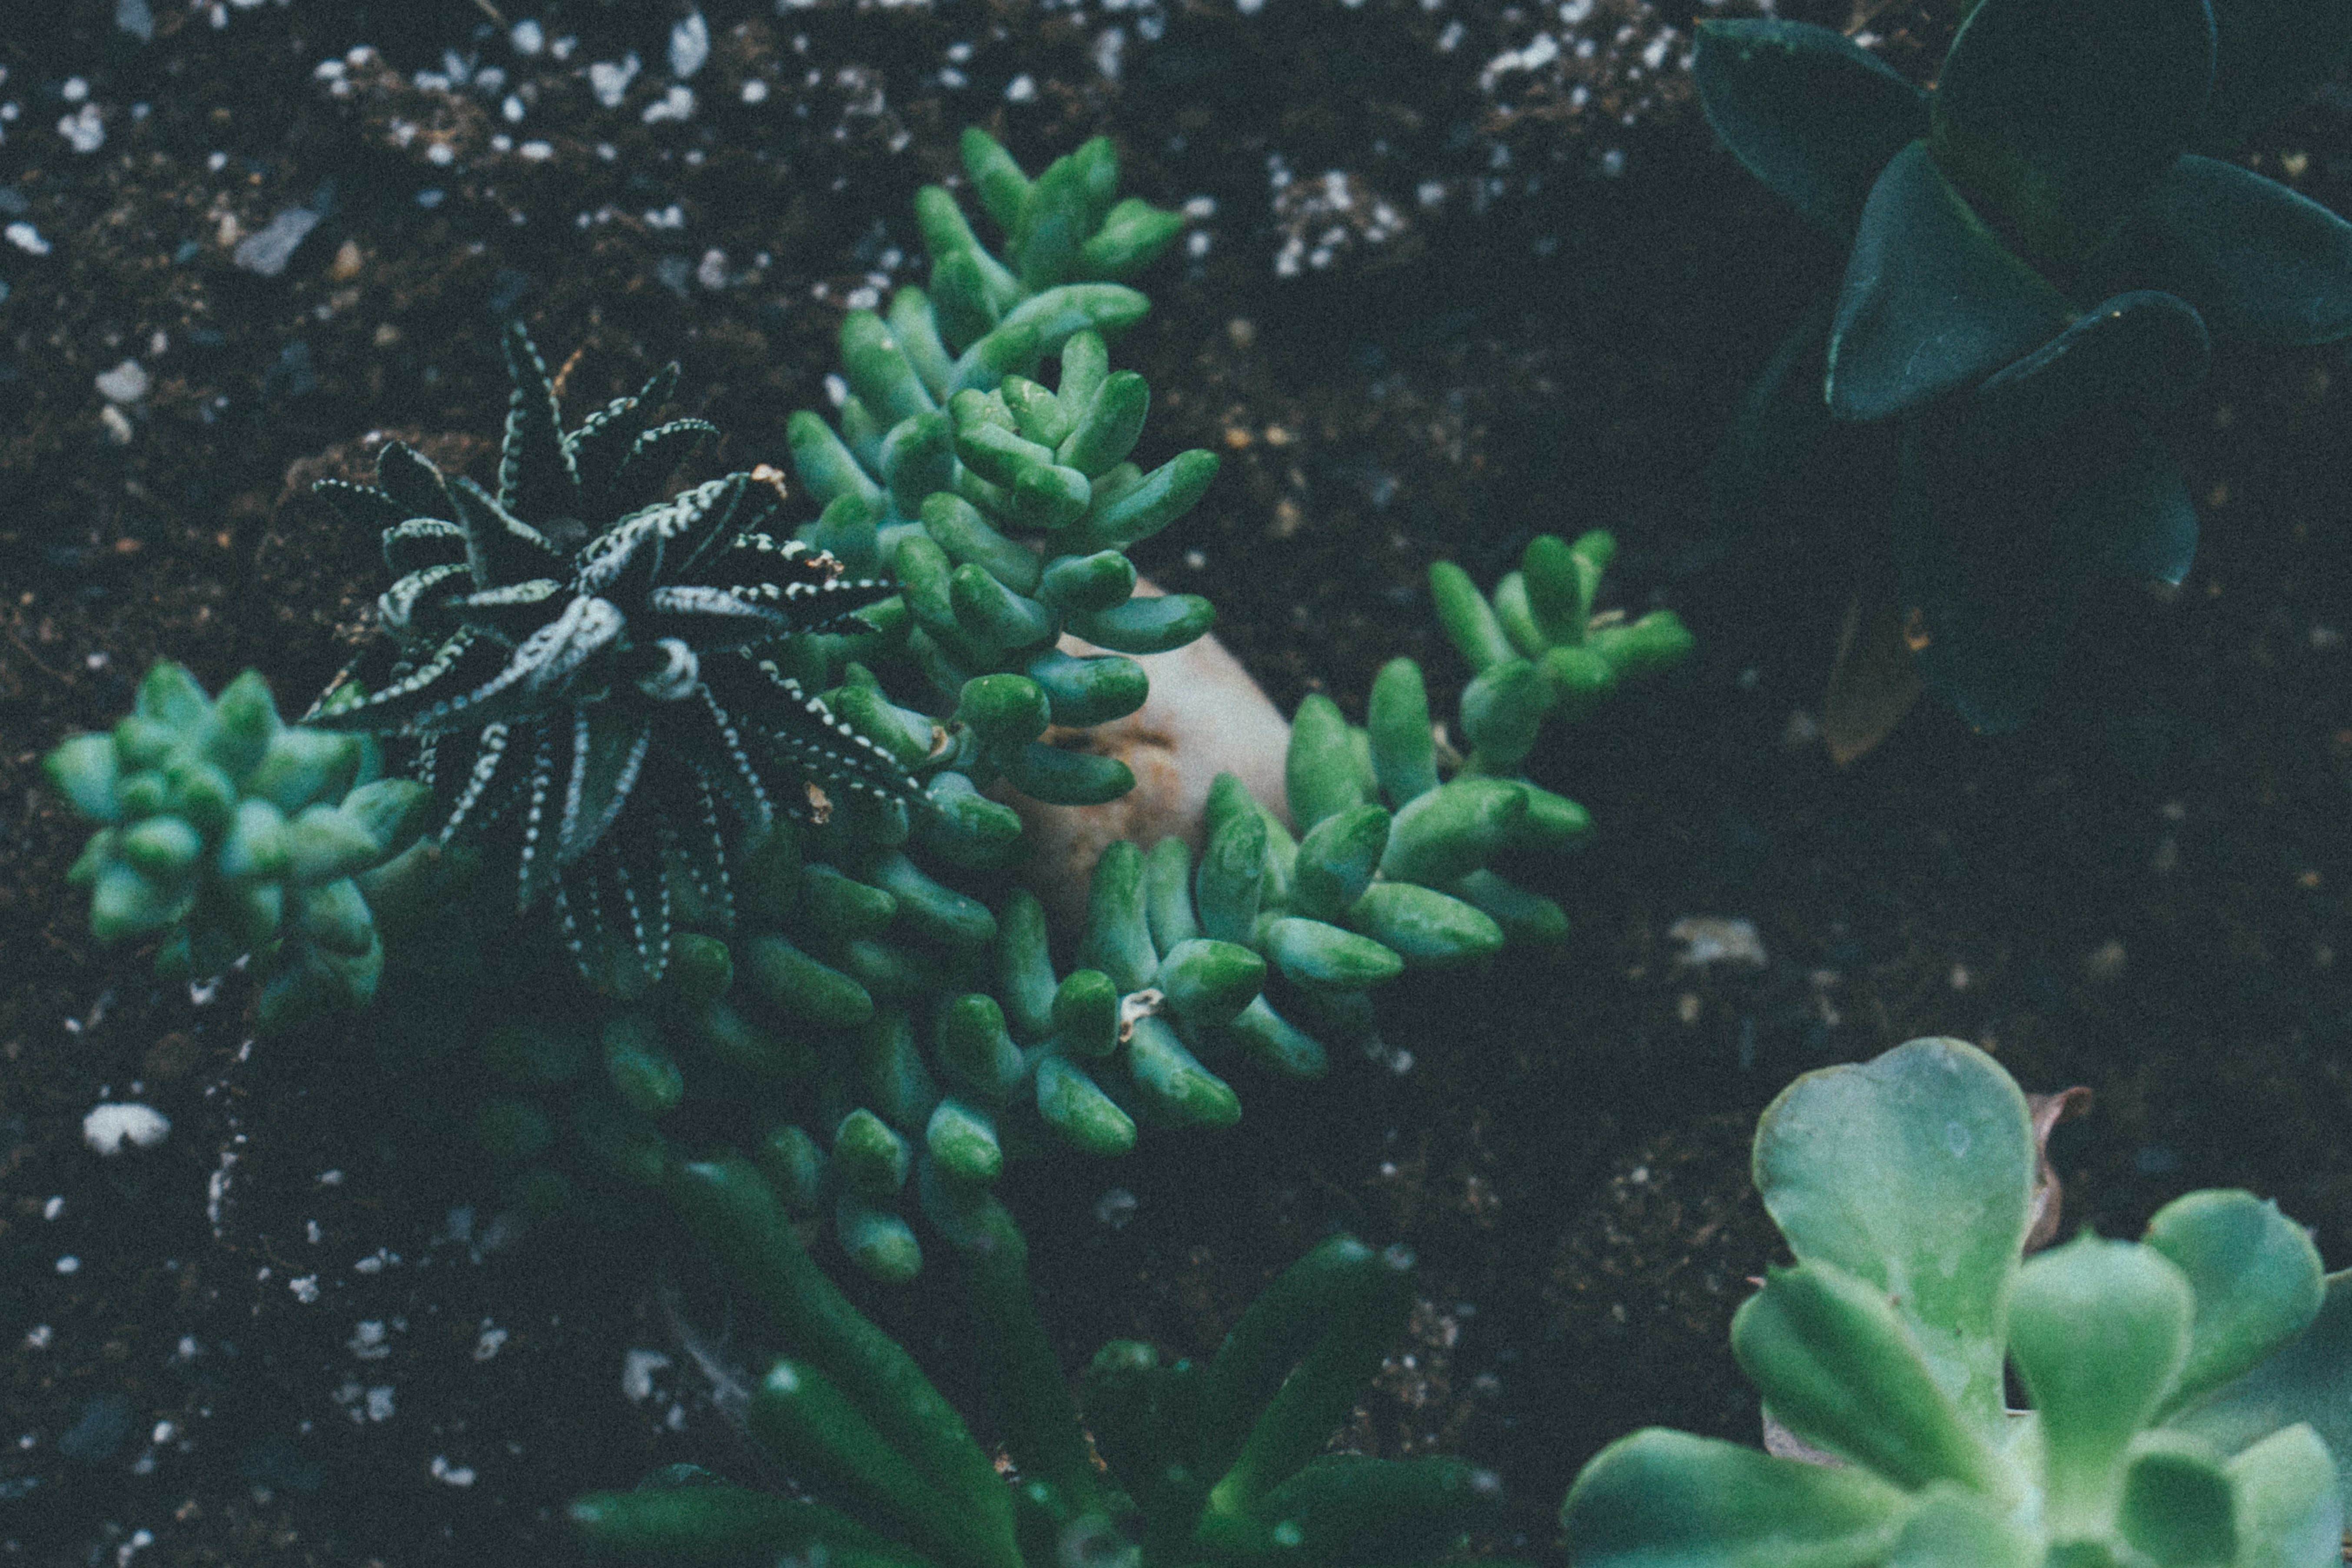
[2168,1269,2352,1498]
[498,321,583,522]
[2144,154,2352,345]
[2201,0,2352,149]
[1828,142,2075,422]
[313,477,408,531]
[1752,1036,2031,1425]
[1896,407,2196,734]
[1691,20,1926,237]
[1561,1427,1906,1568]
[446,475,566,591]
[1976,291,2211,430]
[1930,0,2216,267]
[375,439,453,520]
[567,361,681,500]
[2145,1190,2325,1416]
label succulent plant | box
[305,322,917,1001]
[571,1157,1501,1568]
[44,662,431,1030]
[777,126,1215,811]
[1563,1036,2352,1568]
[1698,0,2352,734]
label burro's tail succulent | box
[1563,1036,2352,1568]
[571,1156,1504,1568]
[45,661,430,1029]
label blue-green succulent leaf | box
[2222,1424,2344,1568]
[2009,1235,2194,1532]
[1753,1036,2033,1428]
[2115,1435,2237,1567]
[1692,20,1926,237]
[1828,142,2075,422]
[1976,291,2211,428]
[1561,1427,1906,1568]
[2144,1190,2325,1416]
[1930,0,2215,266]
[2201,0,2352,149]
[2144,154,2352,346]
[2168,1269,2352,1498]
[1881,1486,2039,1568]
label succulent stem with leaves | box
[571,1157,1503,1568]
[45,662,430,1030]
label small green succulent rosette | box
[572,1156,1502,1568]
[1562,1036,2350,1568]
[45,662,429,1029]
[1696,0,2352,731]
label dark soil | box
[10,2,2352,1565]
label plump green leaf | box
[1881,1486,2038,1568]
[1930,0,2215,266]
[1753,1036,2033,1428]
[2144,1190,2325,1415]
[2116,1435,2236,1567]
[1828,142,2075,422]
[2201,0,2352,149]
[2223,1424,2344,1568]
[1692,20,1926,237]
[2144,154,2352,346]
[2010,1236,2194,1531]
[1561,1427,1906,1568]
[2168,1269,2352,1498]
[1733,1262,2009,1494]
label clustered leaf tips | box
[309,320,918,1000]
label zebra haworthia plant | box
[1562,1036,2352,1568]
[306,322,917,1001]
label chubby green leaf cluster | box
[1428,529,1693,773]
[574,1156,1499,1568]
[1563,1036,2350,1568]
[778,127,1214,810]
[1698,0,2352,730]
[45,662,429,1029]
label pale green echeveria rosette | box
[45,661,430,1030]
[1562,1036,2346,1568]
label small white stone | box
[741,78,768,104]
[1668,916,1767,970]
[83,1101,170,1155]
[94,359,149,403]
[668,12,710,78]
[364,1385,395,1422]
[588,54,639,109]
[622,1349,671,1403]
[6,220,50,255]
[56,1255,80,1274]
[1004,72,1036,102]
[288,1275,320,1303]
[510,18,544,55]
[58,103,104,153]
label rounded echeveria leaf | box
[2201,0,2352,150]
[1881,1485,2040,1568]
[1828,142,2074,422]
[2168,1271,2352,1498]
[1930,0,2216,267]
[1692,20,1927,238]
[2116,1435,2238,1567]
[1753,1036,2033,1426]
[2144,154,2352,346]
[1561,1427,1906,1568]
[2145,1190,2325,1415]
[2222,1424,2343,1568]
[2010,1236,2194,1531]
[1732,1261,2010,1494]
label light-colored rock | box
[1009,581,1292,932]
[83,1101,170,1155]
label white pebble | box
[288,1275,319,1303]
[365,1386,395,1422]
[741,78,768,104]
[232,206,319,276]
[668,12,710,79]
[588,54,639,109]
[6,220,50,255]
[510,18,543,55]
[83,1101,170,1155]
[622,1349,671,1403]
[56,1256,80,1274]
[94,359,149,404]
[1005,72,1036,102]
[62,77,89,104]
